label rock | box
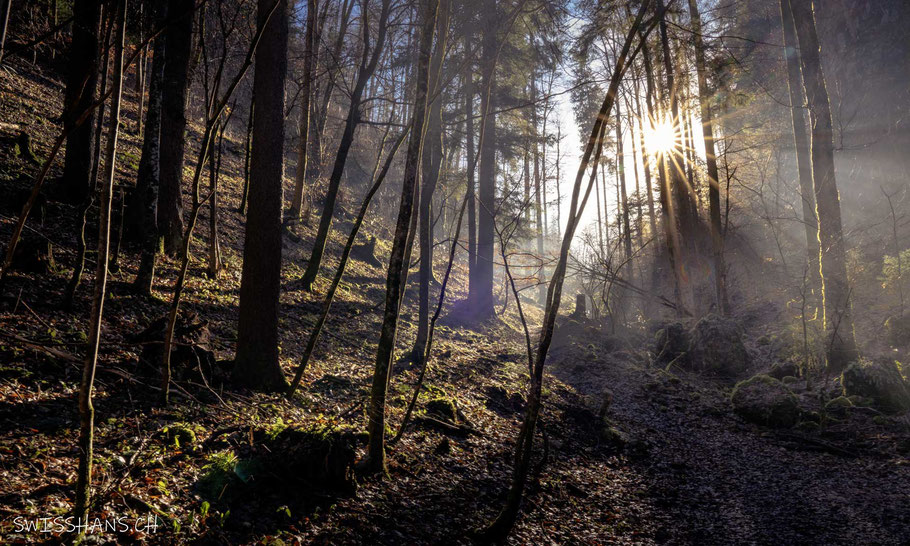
[653,321,690,365]
[161,422,199,449]
[131,310,220,383]
[688,314,749,376]
[485,385,525,415]
[824,396,854,418]
[769,361,800,380]
[11,233,56,274]
[265,425,359,497]
[425,397,457,422]
[350,236,382,268]
[730,374,800,427]
[885,315,910,347]
[841,358,910,413]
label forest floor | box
[1,57,909,545]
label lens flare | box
[645,115,680,156]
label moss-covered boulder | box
[884,315,910,347]
[688,314,749,376]
[841,359,910,413]
[653,321,690,365]
[425,397,457,422]
[265,425,360,497]
[731,374,800,427]
[824,396,854,418]
[769,361,799,380]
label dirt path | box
[548,335,910,545]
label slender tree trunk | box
[65,5,114,306]
[688,0,729,314]
[239,97,254,214]
[62,0,102,203]
[206,119,223,278]
[289,0,316,221]
[787,0,858,371]
[464,36,478,286]
[474,0,498,318]
[617,100,633,261]
[627,98,644,251]
[300,0,392,292]
[158,0,195,256]
[0,0,11,64]
[233,0,291,391]
[364,0,437,474]
[75,0,125,523]
[779,0,820,295]
[413,0,449,363]
[132,3,167,295]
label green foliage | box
[879,249,910,296]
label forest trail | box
[546,323,910,545]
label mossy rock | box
[884,315,910,347]
[688,314,749,376]
[265,424,360,497]
[653,321,690,365]
[842,358,910,413]
[824,396,854,418]
[781,376,799,385]
[425,397,457,422]
[769,361,799,380]
[161,422,200,449]
[731,374,800,427]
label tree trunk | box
[74,0,125,523]
[233,0,291,392]
[473,1,497,318]
[62,0,102,203]
[288,0,316,221]
[617,99,632,261]
[0,0,10,64]
[158,0,194,256]
[239,97,254,214]
[364,0,437,475]
[299,0,392,292]
[787,0,858,372]
[206,119,223,278]
[688,0,730,314]
[778,0,820,295]
[131,3,167,295]
[464,35,477,286]
[413,0,449,363]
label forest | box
[0,0,908,543]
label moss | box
[161,422,200,449]
[425,397,457,422]
[197,450,240,501]
[824,396,854,418]
[781,375,799,384]
[688,314,749,376]
[731,374,800,428]
[842,358,910,413]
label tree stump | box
[350,236,382,267]
[571,293,587,319]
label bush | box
[688,314,749,376]
[841,358,910,413]
[731,374,800,427]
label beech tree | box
[233,0,291,391]
[787,0,858,371]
